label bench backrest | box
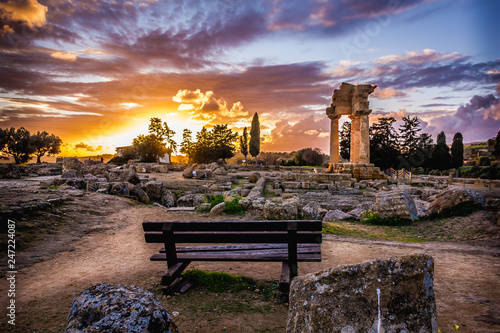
[143,220,323,244]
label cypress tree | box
[249,113,260,165]
[450,132,464,168]
[240,127,248,165]
[431,131,451,170]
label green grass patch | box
[263,188,275,198]
[262,280,280,300]
[361,210,413,226]
[182,269,256,293]
[322,222,380,240]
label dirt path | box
[1,196,499,332]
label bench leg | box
[161,261,191,285]
[279,262,291,304]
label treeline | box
[0,127,62,164]
[111,114,262,165]
[340,116,472,171]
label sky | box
[0,0,499,157]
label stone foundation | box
[328,163,387,181]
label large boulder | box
[62,157,83,177]
[121,168,141,185]
[62,169,79,179]
[428,187,486,216]
[302,202,323,220]
[130,186,149,203]
[182,166,194,179]
[376,190,418,221]
[0,164,21,179]
[415,199,430,219]
[323,209,353,222]
[348,201,377,220]
[210,202,226,216]
[287,254,437,333]
[109,182,130,197]
[213,167,228,175]
[145,181,163,200]
[65,283,178,333]
[177,194,205,207]
[249,172,261,183]
[150,164,168,173]
[263,196,299,220]
[161,189,176,208]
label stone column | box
[349,115,360,163]
[358,114,370,163]
[329,115,340,163]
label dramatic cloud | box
[330,49,500,91]
[423,83,500,142]
[173,89,248,124]
[0,0,497,155]
[263,115,330,152]
[0,0,48,28]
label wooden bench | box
[143,220,322,301]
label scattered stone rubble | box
[1,158,492,221]
[287,253,437,333]
[65,283,178,333]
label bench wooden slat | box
[150,252,322,262]
[160,246,321,256]
[161,243,320,253]
[145,231,322,244]
[143,220,322,232]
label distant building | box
[115,146,170,163]
[116,146,133,157]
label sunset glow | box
[0,0,499,158]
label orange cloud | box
[50,51,77,61]
[173,89,248,124]
[371,87,407,100]
[0,0,47,28]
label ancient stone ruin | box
[326,82,386,180]
[287,253,438,333]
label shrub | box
[206,194,224,209]
[478,156,491,166]
[224,197,245,214]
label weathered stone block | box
[145,181,163,200]
[283,181,301,189]
[376,190,418,221]
[62,157,82,177]
[323,209,353,221]
[287,254,437,333]
[177,193,205,207]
